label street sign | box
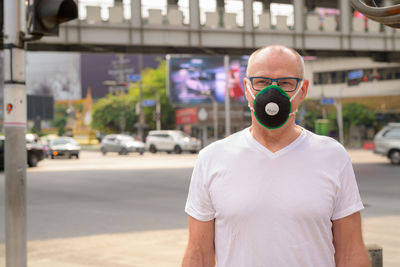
[347,70,363,86]
[142,99,155,107]
[348,70,363,80]
[108,69,134,75]
[320,98,335,105]
[128,74,141,82]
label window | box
[383,129,400,138]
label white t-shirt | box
[185,127,364,267]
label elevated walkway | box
[27,1,400,60]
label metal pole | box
[213,97,218,140]
[224,55,231,137]
[3,0,27,266]
[118,54,124,93]
[336,98,345,145]
[138,54,144,141]
[156,90,161,130]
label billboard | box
[167,55,249,104]
[27,95,54,120]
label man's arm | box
[182,216,215,267]
[332,212,370,267]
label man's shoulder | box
[199,129,248,158]
[303,129,348,157]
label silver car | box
[145,130,201,154]
[374,123,400,165]
[49,137,81,159]
[100,134,145,155]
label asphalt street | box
[0,149,398,266]
[0,152,196,242]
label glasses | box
[248,77,303,92]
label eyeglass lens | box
[252,78,298,92]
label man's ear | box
[244,79,252,101]
[300,79,309,101]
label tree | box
[328,102,377,142]
[299,100,322,132]
[91,59,175,134]
[91,93,137,134]
[52,104,68,136]
[128,59,175,130]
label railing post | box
[367,244,383,267]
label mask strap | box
[288,80,304,116]
[246,83,255,111]
[289,80,304,102]
[289,109,297,116]
[246,83,256,100]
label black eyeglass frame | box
[247,77,303,92]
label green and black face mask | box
[246,83,303,129]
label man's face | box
[245,50,308,119]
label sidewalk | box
[0,149,398,267]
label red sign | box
[176,107,198,125]
[6,103,13,114]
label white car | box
[100,134,145,155]
[374,123,400,165]
[146,130,201,154]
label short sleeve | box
[185,154,215,222]
[331,159,364,220]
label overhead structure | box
[350,0,400,28]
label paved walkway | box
[0,149,398,267]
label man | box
[182,45,370,267]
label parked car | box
[0,134,45,169]
[40,134,59,158]
[26,134,46,167]
[49,137,81,159]
[145,130,201,154]
[374,123,400,165]
[100,134,145,155]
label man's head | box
[244,45,309,130]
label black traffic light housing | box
[26,0,78,36]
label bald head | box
[246,45,305,78]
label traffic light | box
[26,0,78,36]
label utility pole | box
[155,89,161,130]
[3,0,27,266]
[138,53,144,141]
[213,96,218,140]
[224,55,231,137]
[336,97,345,145]
[3,1,77,266]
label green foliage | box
[91,59,175,134]
[300,100,322,131]
[52,104,68,136]
[328,103,377,129]
[327,102,377,141]
[128,59,175,130]
[29,126,44,137]
[91,93,137,133]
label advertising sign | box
[167,55,249,105]
[176,107,198,125]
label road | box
[0,149,399,266]
[1,152,196,241]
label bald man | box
[182,45,370,267]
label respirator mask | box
[246,80,303,129]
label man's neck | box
[249,121,302,153]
